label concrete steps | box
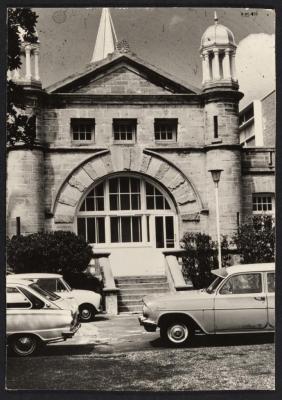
[115,275,171,313]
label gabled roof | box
[46,50,201,95]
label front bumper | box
[138,316,157,332]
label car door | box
[266,271,275,329]
[214,272,268,332]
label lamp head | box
[209,169,223,183]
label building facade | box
[7,11,275,284]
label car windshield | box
[61,278,72,292]
[30,283,61,301]
[206,276,224,294]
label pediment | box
[46,53,200,95]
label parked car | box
[6,277,80,356]
[8,273,102,322]
[139,263,275,346]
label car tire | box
[9,334,40,357]
[79,304,96,322]
[160,320,194,346]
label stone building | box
[7,10,275,312]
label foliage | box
[7,8,38,146]
[181,232,230,289]
[232,215,275,264]
[6,231,94,274]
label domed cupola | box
[200,12,238,90]
[8,26,41,87]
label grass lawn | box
[7,341,275,391]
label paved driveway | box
[50,313,159,353]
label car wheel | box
[10,334,39,357]
[79,304,95,322]
[160,320,194,346]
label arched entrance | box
[52,148,203,275]
[76,173,178,276]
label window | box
[77,175,176,247]
[113,119,136,142]
[252,194,275,215]
[109,177,140,210]
[71,118,95,142]
[6,287,32,309]
[219,273,262,295]
[80,182,104,211]
[267,273,275,293]
[239,104,254,127]
[154,119,177,141]
[213,116,218,139]
[146,182,170,210]
[77,217,106,243]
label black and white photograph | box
[5,5,275,391]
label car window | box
[219,273,262,295]
[6,287,32,309]
[37,278,57,292]
[20,287,45,309]
[29,283,60,302]
[57,279,67,292]
[267,273,275,293]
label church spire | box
[91,8,117,63]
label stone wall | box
[41,103,204,148]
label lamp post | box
[209,169,223,269]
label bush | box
[7,231,94,274]
[232,215,275,264]
[181,232,230,289]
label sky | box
[34,7,275,109]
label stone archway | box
[52,148,203,224]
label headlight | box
[142,305,150,318]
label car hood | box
[143,289,213,308]
[52,297,74,311]
[71,289,101,300]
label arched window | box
[77,175,177,248]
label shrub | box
[232,215,275,264]
[181,232,230,289]
[7,231,94,274]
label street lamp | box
[209,169,223,269]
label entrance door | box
[155,215,175,248]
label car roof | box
[212,263,275,278]
[7,273,63,279]
[6,277,34,286]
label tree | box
[7,8,38,146]
[181,232,230,289]
[6,231,94,274]
[232,215,275,264]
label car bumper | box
[138,316,157,332]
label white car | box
[8,273,102,322]
[139,263,275,346]
[7,277,80,356]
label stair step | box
[115,276,168,284]
[117,282,170,289]
[118,305,143,313]
[118,289,169,298]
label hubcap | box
[167,324,188,344]
[15,336,36,355]
[81,308,91,319]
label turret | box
[201,13,244,238]
[7,28,44,236]
[200,12,238,91]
